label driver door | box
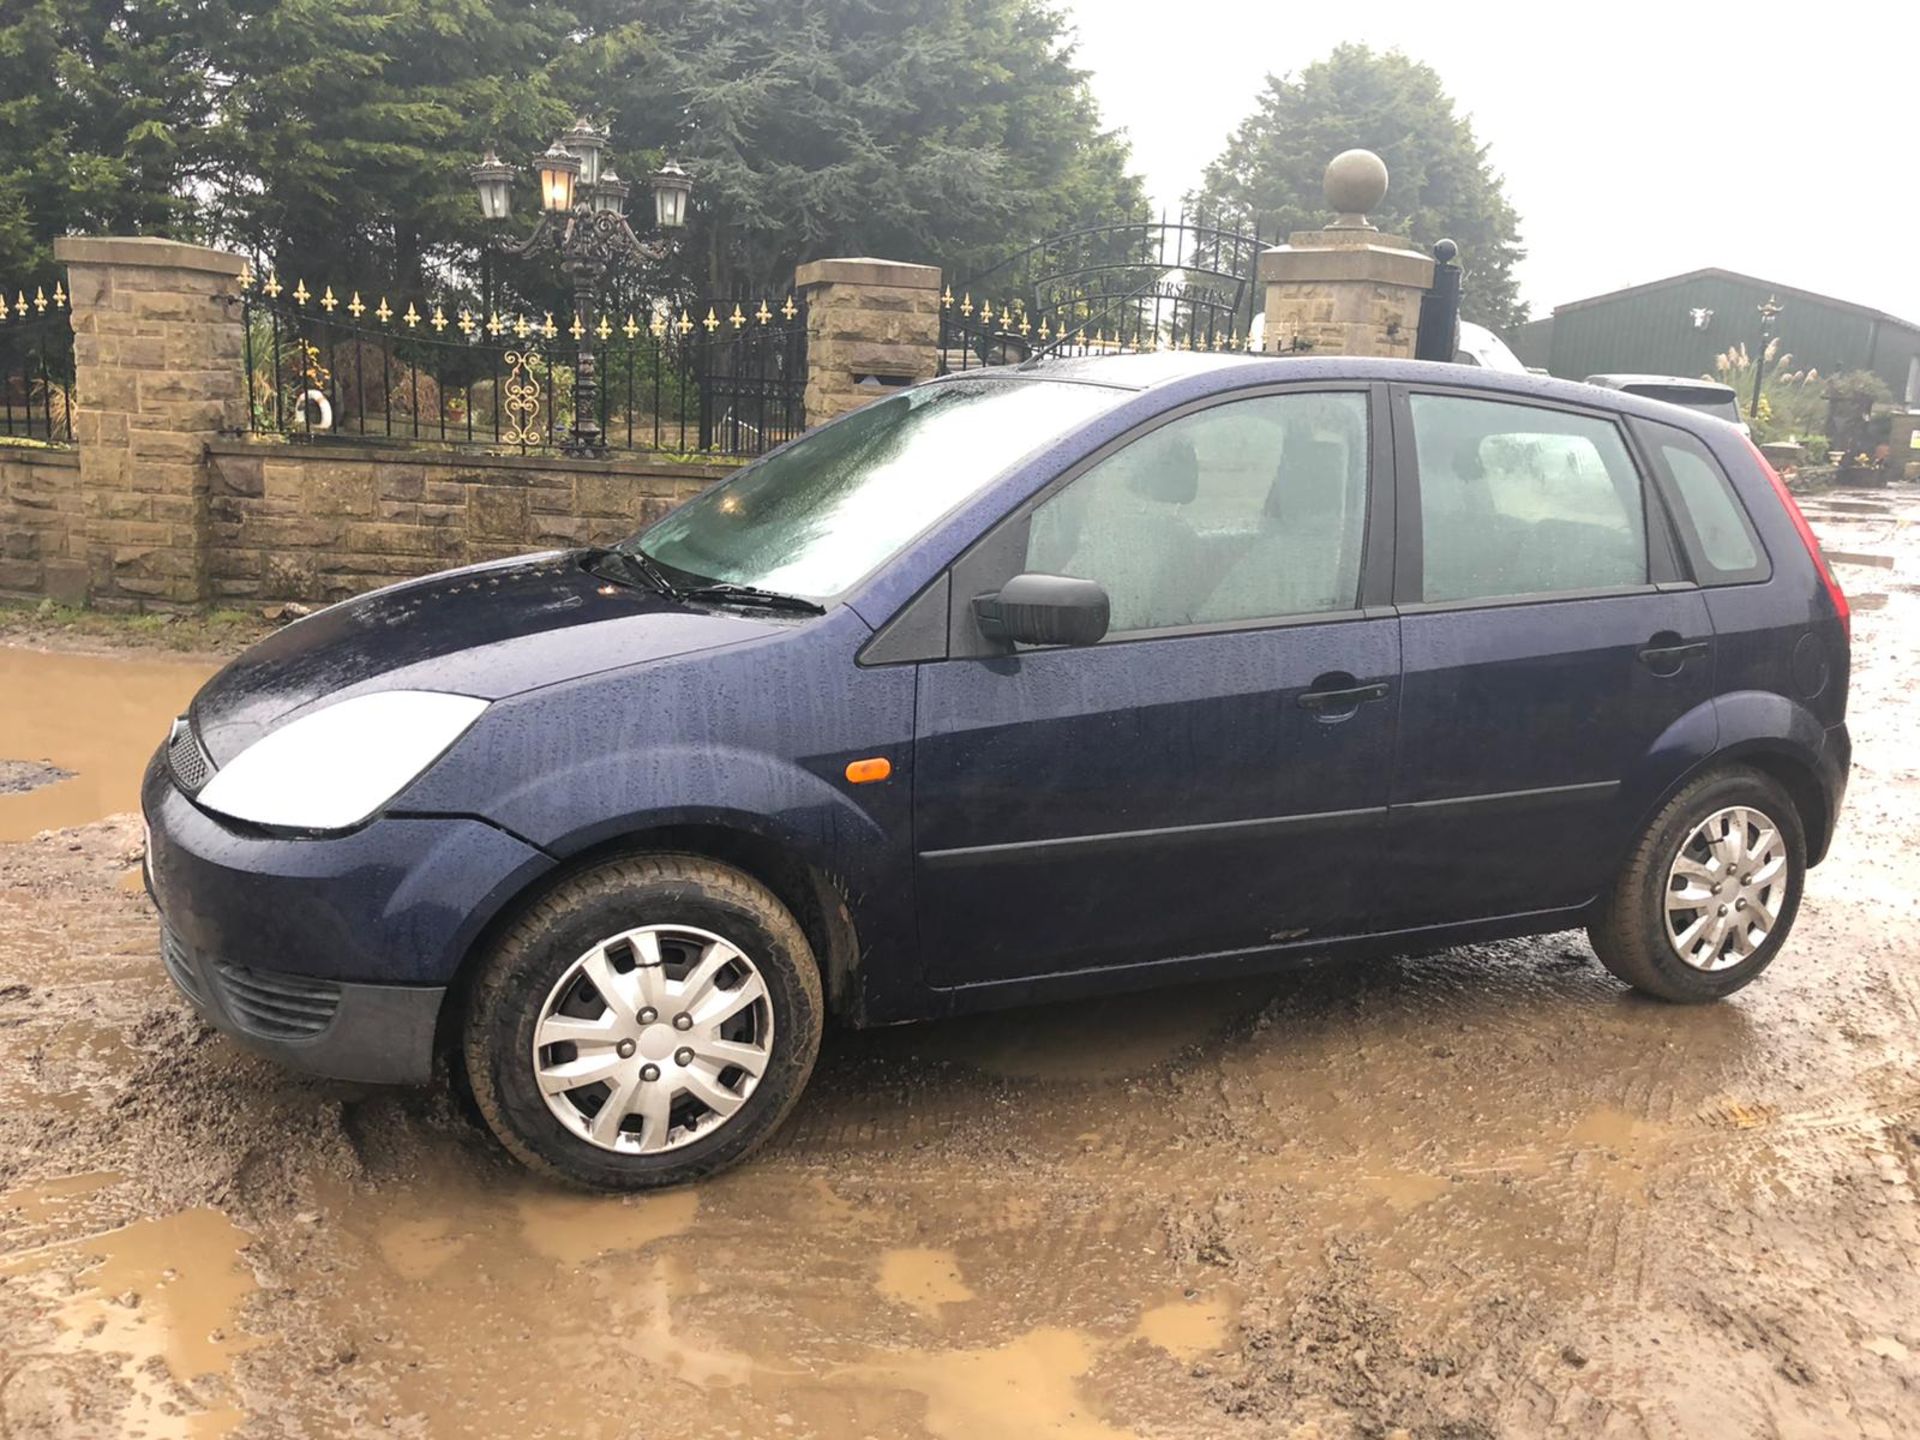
[911,386,1401,988]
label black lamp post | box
[471,119,693,457]
[1750,295,1782,422]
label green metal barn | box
[1512,269,1920,406]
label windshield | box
[632,375,1126,599]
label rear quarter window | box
[1641,421,1770,584]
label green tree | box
[0,0,213,279]
[584,0,1142,293]
[198,0,607,292]
[197,0,1138,297]
[1188,44,1527,334]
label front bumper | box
[141,745,554,1084]
[158,922,447,1084]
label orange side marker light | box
[845,757,892,785]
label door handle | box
[1637,635,1710,673]
[1298,681,1391,713]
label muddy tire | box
[1588,766,1806,1003]
[463,854,823,1190]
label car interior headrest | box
[1127,432,1200,506]
[1266,438,1349,521]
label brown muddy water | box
[2,496,1919,1439]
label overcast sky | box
[1061,0,1920,329]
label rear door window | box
[1407,393,1649,603]
[1641,421,1769,584]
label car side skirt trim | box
[922,904,1596,1013]
[918,805,1387,869]
[1389,779,1621,817]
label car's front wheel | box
[1589,766,1806,1003]
[464,854,824,1189]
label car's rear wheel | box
[1589,766,1806,1003]
[463,854,823,1189]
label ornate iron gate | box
[938,214,1268,373]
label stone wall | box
[55,236,247,606]
[1257,229,1433,359]
[796,258,942,425]
[0,446,84,603]
[204,442,729,603]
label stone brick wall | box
[796,257,942,425]
[1,241,957,610]
[0,446,84,603]
[205,442,730,603]
[1257,229,1434,359]
[55,236,247,607]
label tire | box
[463,853,824,1190]
[1588,765,1806,1003]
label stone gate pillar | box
[55,236,247,606]
[794,258,942,425]
[1257,150,1436,359]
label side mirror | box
[973,572,1110,648]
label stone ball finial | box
[1324,149,1389,230]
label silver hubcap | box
[1664,805,1790,971]
[532,923,774,1155]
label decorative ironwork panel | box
[938,214,1267,375]
[236,264,806,459]
[0,280,74,443]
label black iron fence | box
[236,269,805,458]
[939,213,1268,373]
[1,282,74,443]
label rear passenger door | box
[1382,387,1715,927]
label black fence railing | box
[237,272,806,459]
[939,213,1268,374]
[1,283,74,444]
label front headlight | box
[196,690,489,832]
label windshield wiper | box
[586,546,678,599]
[679,583,825,615]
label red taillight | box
[1745,436,1849,643]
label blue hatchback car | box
[144,353,1851,1188]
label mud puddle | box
[0,646,215,840]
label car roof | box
[936,352,1731,430]
[1585,373,1737,397]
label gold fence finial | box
[320,285,337,313]
[729,303,745,329]
[703,307,719,333]
[403,302,420,328]
[431,304,448,332]
[375,297,392,324]
[623,314,639,339]
[348,291,365,318]
[292,279,310,306]
[262,271,282,299]
[52,281,67,307]
[781,294,797,320]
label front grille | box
[160,925,207,1007]
[167,718,213,794]
[212,961,342,1040]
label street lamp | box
[471,118,692,457]
[1750,295,1782,422]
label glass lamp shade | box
[589,169,631,216]
[538,143,581,214]
[563,117,608,188]
[470,150,516,222]
[652,160,692,230]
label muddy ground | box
[2,491,1918,1440]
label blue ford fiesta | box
[144,353,1851,1189]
